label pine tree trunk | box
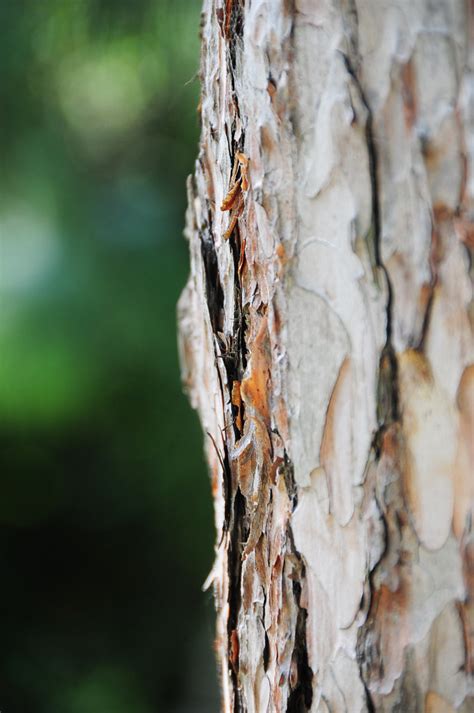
[178,1,474,710]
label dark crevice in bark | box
[200,217,224,334]
[217,331,240,385]
[240,301,249,373]
[280,25,314,708]
[222,441,234,538]
[199,204,236,531]
[224,1,245,139]
[281,451,298,509]
[342,52,396,346]
[286,0,299,139]
[199,171,247,706]
[342,53,400,455]
[229,224,247,377]
[346,70,400,427]
[228,0,245,48]
[263,630,270,672]
[216,183,247,439]
[344,62,382,264]
[341,0,360,64]
[228,486,247,711]
[342,52,401,709]
[416,280,436,352]
[362,680,376,713]
[223,213,250,694]
[374,344,399,455]
[212,10,255,706]
[286,519,313,712]
[286,576,313,712]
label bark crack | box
[342,52,400,711]
[286,468,314,712]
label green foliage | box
[0,1,217,710]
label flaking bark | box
[178,1,474,710]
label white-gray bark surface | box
[179,1,474,710]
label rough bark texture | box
[178,1,474,710]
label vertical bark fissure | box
[286,578,313,713]
[198,126,248,703]
[286,519,314,712]
[284,455,314,712]
[341,49,401,711]
[342,52,399,427]
[200,217,224,334]
[284,4,315,708]
[228,486,246,713]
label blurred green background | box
[0,1,218,711]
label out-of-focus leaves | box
[0,1,218,711]
[51,666,155,713]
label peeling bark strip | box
[178,1,474,710]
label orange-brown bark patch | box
[221,177,242,211]
[401,59,417,130]
[267,78,277,101]
[231,380,243,433]
[234,436,256,498]
[241,316,271,426]
[454,216,474,249]
[425,691,455,713]
[230,628,240,669]
[459,535,474,675]
[453,365,474,539]
[398,349,433,391]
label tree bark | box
[178,1,474,710]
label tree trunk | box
[178,1,473,710]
